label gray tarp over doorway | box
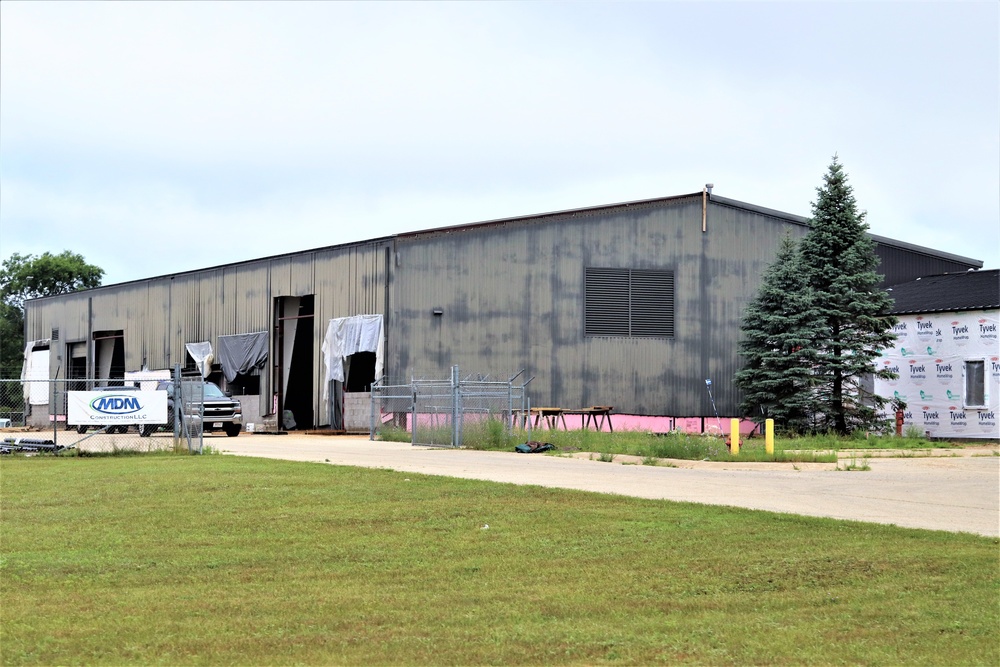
[217,332,268,383]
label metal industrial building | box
[22,190,983,430]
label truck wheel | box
[224,423,242,437]
[77,425,87,434]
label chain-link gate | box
[0,366,205,455]
[370,366,532,447]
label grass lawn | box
[420,422,972,463]
[2,454,997,665]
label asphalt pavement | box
[218,433,1000,537]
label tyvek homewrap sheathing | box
[874,310,999,438]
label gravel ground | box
[217,434,999,537]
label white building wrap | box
[875,309,999,439]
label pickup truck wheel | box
[77,425,88,434]
[224,423,242,437]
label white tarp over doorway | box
[321,314,384,400]
[185,342,214,378]
[20,340,50,405]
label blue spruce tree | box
[798,157,898,434]
[735,234,823,432]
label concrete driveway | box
[218,434,1000,538]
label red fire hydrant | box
[895,409,905,437]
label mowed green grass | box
[1,455,997,666]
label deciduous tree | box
[0,251,104,376]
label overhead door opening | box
[67,342,87,392]
[276,295,314,430]
[93,331,124,386]
[322,315,384,431]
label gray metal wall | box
[24,241,391,426]
[390,196,805,416]
[24,195,980,421]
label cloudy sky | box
[2,1,997,286]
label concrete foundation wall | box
[344,392,370,432]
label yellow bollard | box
[730,418,740,455]
[765,419,774,456]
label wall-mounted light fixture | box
[432,308,443,316]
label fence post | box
[173,364,182,449]
[51,370,59,445]
[410,383,417,447]
[369,380,376,441]
[526,396,531,442]
[451,365,461,448]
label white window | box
[964,359,987,408]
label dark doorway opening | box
[345,351,377,392]
[229,371,261,397]
[93,331,124,385]
[276,295,314,430]
[67,342,87,391]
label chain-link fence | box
[371,367,533,447]
[0,368,208,455]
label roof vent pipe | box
[702,183,714,233]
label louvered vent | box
[630,270,674,337]
[585,268,630,336]
[585,268,674,338]
[51,328,59,341]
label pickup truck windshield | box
[202,383,227,398]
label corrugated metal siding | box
[269,257,293,297]
[23,195,978,419]
[172,275,204,364]
[875,244,979,286]
[392,197,809,416]
[24,241,393,426]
